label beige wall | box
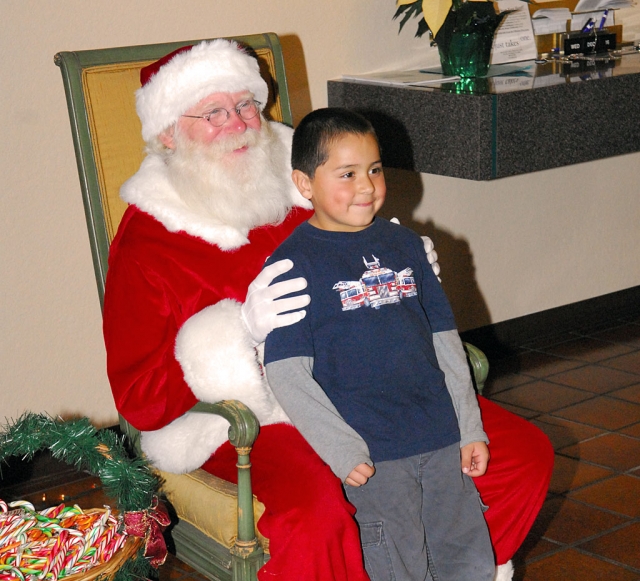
[1,1,639,425]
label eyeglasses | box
[181,99,262,127]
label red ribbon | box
[124,497,171,568]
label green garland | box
[0,413,161,581]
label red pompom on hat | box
[135,39,268,142]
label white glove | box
[390,217,441,279]
[241,259,310,346]
[422,236,440,278]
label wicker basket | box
[0,505,143,581]
[62,508,144,581]
[0,415,162,581]
[63,536,142,581]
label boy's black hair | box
[291,107,379,179]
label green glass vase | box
[437,29,495,77]
[435,0,509,78]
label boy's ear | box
[291,169,313,200]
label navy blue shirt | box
[264,218,460,462]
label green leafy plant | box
[395,0,457,39]
[394,0,516,41]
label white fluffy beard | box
[166,119,293,231]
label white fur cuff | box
[174,298,290,426]
[175,299,262,402]
[140,411,229,474]
[152,299,291,473]
[495,561,514,581]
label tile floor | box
[484,316,640,581]
[1,316,639,580]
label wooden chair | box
[54,33,293,581]
[55,33,489,581]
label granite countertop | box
[327,53,640,179]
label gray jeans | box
[344,443,494,581]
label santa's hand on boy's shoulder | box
[345,463,376,487]
[241,259,310,345]
[460,441,490,477]
[390,217,441,280]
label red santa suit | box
[104,120,372,580]
[104,39,553,581]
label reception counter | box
[327,52,640,180]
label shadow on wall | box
[379,170,492,333]
[266,57,492,332]
[280,35,312,127]
[355,109,491,333]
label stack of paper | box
[532,8,572,34]
[492,0,539,64]
[340,63,535,90]
[531,0,630,37]
[340,70,460,87]
[573,0,633,12]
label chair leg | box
[231,445,265,581]
[189,400,266,580]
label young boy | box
[263,108,495,581]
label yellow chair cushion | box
[158,468,269,553]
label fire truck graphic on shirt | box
[332,255,417,311]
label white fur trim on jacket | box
[140,411,231,474]
[494,561,514,581]
[137,40,269,143]
[120,122,311,250]
[140,299,290,474]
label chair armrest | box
[190,400,260,449]
[119,399,265,569]
[463,342,489,395]
[189,399,264,567]
[118,399,260,453]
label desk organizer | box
[563,29,616,55]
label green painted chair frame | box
[55,33,291,581]
[55,33,489,581]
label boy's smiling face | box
[292,132,386,232]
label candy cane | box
[0,500,128,581]
[7,502,34,512]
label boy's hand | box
[345,463,375,487]
[461,442,490,477]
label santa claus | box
[103,39,553,581]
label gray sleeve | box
[265,356,372,482]
[433,329,489,448]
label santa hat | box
[136,39,268,142]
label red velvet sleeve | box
[103,241,198,432]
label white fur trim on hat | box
[136,39,269,142]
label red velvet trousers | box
[475,397,554,564]
[203,424,369,581]
[203,396,554,580]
